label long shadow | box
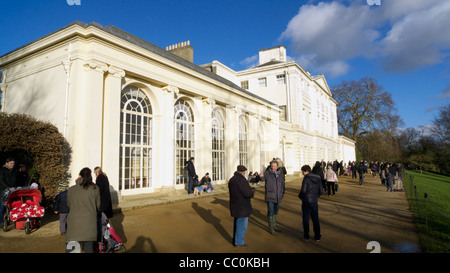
[109,211,127,244]
[191,202,232,245]
[127,236,158,253]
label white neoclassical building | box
[0,21,355,200]
[202,45,356,173]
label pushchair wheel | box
[25,221,30,235]
[2,213,7,232]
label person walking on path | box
[264,160,285,235]
[397,163,403,191]
[351,161,357,179]
[325,165,338,197]
[385,163,394,192]
[298,165,323,241]
[66,167,100,253]
[186,157,197,196]
[228,165,254,248]
[53,180,70,235]
[357,160,366,186]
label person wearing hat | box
[54,180,70,235]
[228,165,254,248]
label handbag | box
[335,183,339,192]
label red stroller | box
[2,189,45,234]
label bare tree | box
[331,77,403,143]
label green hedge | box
[0,112,71,203]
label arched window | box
[119,85,153,191]
[239,116,248,167]
[258,121,266,172]
[174,99,194,185]
[212,109,225,181]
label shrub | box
[0,112,71,204]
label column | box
[157,85,178,189]
[70,60,107,182]
[201,98,215,177]
[102,65,125,202]
[225,105,240,180]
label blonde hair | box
[94,166,107,177]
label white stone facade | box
[0,22,355,200]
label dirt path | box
[0,173,420,253]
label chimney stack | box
[166,40,193,63]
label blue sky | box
[1,0,449,129]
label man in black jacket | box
[229,165,254,248]
[0,158,16,225]
[299,165,323,241]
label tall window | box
[258,122,266,172]
[239,116,248,167]
[119,86,153,191]
[212,109,225,181]
[174,99,195,185]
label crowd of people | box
[227,157,405,247]
[1,154,405,251]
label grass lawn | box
[404,170,450,253]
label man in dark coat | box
[357,160,367,186]
[0,158,16,225]
[0,158,17,192]
[264,160,285,235]
[186,157,197,195]
[299,165,323,241]
[228,165,254,248]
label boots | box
[268,216,279,235]
[273,215,282,233]
[268,214,283,235]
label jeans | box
[232,217,248,246]
[387,184,393,192]
[0,194,6,225]
[302,202,320,240]
[352,170,356,179]
[359,173,364,185]
[266,202,280,217]
[207,182,214,191]
[391,174,396,185]
[188,176,194,194]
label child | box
[54,181,70,235]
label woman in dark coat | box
[312,161,326,191]
[94,167,113,218]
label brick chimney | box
[166,41,193,63]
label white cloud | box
[439,84,450,99]
[239,54,258,69]
[279,0,450,77]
